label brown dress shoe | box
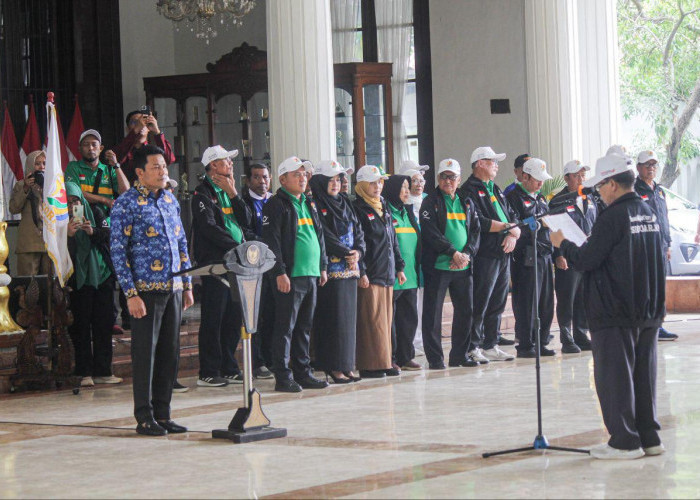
[401,360,423,371]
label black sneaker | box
[359,369,387,378]
[295,375,329,389]
[561,343,581,354]
[197,376,228,387]
[574,335,592,350]
[428,362,446,370]
[172,381,189,393]
[658,327,678,341]
[385,365,401,376]
[224,373,245,384]
[448,357,479,368]
[253,366,274,379]
[517,349,537,359]
[136,419,167,436]
[275,379,303,393]
[540,347,556,356]
[498,337,516,346]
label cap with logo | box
[164,176,178,189]
[437,158,461,175]
[401,168,422,179]
[79,129,102,144]
[356,165,388,183]
[514,153,531,170]
[583,154,635,188]
[470,146,506,164]
[278,156,313,178]
[637,150,659,165]
[563,159,590,175]
[606,144,631,159]
[522,158,552,182]
[399,159,429,174]
[202,145,239,167]
[313,159,354,177]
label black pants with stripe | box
[392,288,418,366]
[470,255,510,351]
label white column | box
[577,0,622,165]
[524,0,582,177]
[266,0,336,181]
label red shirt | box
[112,130,176,183]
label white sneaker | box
[80,376,94,387]
[468,348,489,364]
[93,375,123,384]
[482,347,515,362]
[590,444,644,460]
[644,444,665,456]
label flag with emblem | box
[1,107,24,220]
[42,95,73,285]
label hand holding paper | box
[542,214,588,247]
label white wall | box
[429,0,529,186]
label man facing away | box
[551,153,666,460]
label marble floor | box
[1,314,700,499]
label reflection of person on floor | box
[111,145,193,436]
[552,152,666,460]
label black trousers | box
[511,254,554,352]
[131,291,182,423]
[422,268,473,365]
[272,276,316,381]
[470,255,510,351]
[591,326,661,450]
[392,288,418,366]
[69,280,116,377]
[251,273,274,369]
[198,276,242,378]
[554,267,588,343]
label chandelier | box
[156,0,256,42]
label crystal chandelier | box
[156,0,256,43]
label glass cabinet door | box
[362,84,387,171]
[334,87,355,173]
[247,91,270,169]
[153,97,182,189]
[213,94,244,186]
[184,96,209,181]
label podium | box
[179,241,287,443]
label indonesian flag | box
[43,108,69,171]
[20,99,41,167]
[1,108,23,220]
[65,98,84,162]
[42,96,73,285]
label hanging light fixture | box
[156,0,256,43]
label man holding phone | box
[108,106,176,184]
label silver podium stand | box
[178,241,287,443]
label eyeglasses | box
[412,178,426,185]
[595,178,611,192]
[439,173,458,181]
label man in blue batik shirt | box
[111,144,194,437]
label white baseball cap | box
[278,156,313,178]
[399,159,429,174]
[202,145,239,167]
[563,159,590,175]
[637,150,659,165]
[164,176,178,189]
[606,144,631,159]
[470,146,506,164]
[356,165,388,183]
[79,129,102,144]
[402,168,422,179]
[313,159,354,177]
[437,158,461,175]
[522,158,552,182]
[584,154,635,188]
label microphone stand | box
[482,215,589,458]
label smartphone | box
[72,204,84,224]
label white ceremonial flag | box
[42,98,73,285]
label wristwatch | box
[113,163,121,169]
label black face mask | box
[33,171,45,189]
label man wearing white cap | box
[65,129,130,216]
[633,150,677,341]
[263,156,329,392]
[420,158,481,369]
[191,146,255,387]
[506,158,555,358]
[549,160,597,353]
[460,146,520,363]
[551,154,666,460]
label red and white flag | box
[66,97,85,162]
[1,108,23,220]
[20,98,41,167]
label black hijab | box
[384,174,411,212]
[309,173,354,235]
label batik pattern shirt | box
[110,182,192,298]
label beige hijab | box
[355,180,384,217]
[24,150,45,178]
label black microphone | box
[549,186,595,208]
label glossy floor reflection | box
[1,314,699,499]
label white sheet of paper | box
[542,214,588,247]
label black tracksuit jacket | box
[419,190,480,270]
[506,186,553,261]
[634,177,672,248]
[262,188,327,278]
[549,186,598,259]
[459,175,517,259]
[560,192,666,331]
[190,180,255,265]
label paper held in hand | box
[542,214,588,247]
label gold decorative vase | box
[0,221,23,333]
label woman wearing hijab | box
[65,182,121,387]
[9,150,51,275]
[310,161,365,383]
[352,165,406,378]
[384,175,422,371]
